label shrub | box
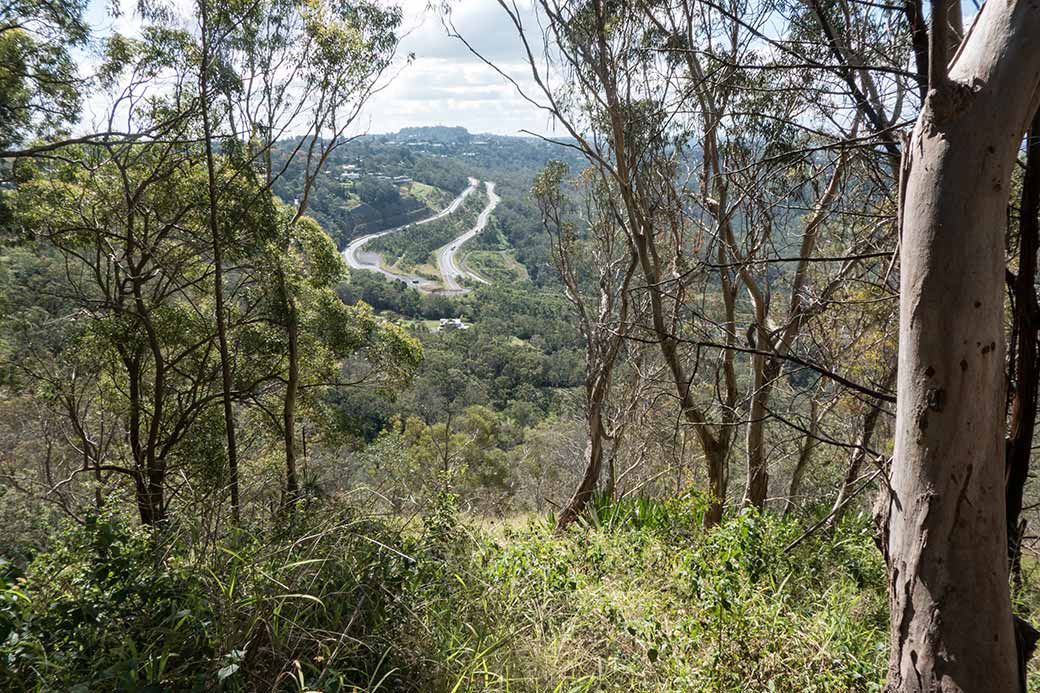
[1,512,213,691]
[1,500,890,692]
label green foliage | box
[8,134,422,523]
[0,0,87,152]
[448,507,888,692]
[332,279,583,472]
[0,513,214,690]
[0,503,890,692]
[0,505,418,691]
[459,248,528,284]
[268,140,458,247]
[579,491,708,535]
[355,178,401,206]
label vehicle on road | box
[341,178,480,291]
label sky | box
[363,0,552,136]
[81,0,553,137]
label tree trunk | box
[284,287,300,501]
[703,442,727,527]
[136,471,165,526]
[199,0,240,522]
[641,272,729,527]
[743,356,778,508]
[735,155,847,512]
[555,349,621,530]
[555,405,606,531]
[1006,114,1040,573]
[881,3,1040,689]
[828,369,894,527]
[785,398,820,516]
[1006,115,1040,691]
[829,400,884,528]
[591,33,734,529]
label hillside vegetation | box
[2,496,893,692]
[4,0,1040,690]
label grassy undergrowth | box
[1,494,897,691]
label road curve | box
[342,177,480,290]
[436,181,500,293]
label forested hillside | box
[3,0,1040,691]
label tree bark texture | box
[882,3,1040,689]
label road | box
[342,177,480,290]
[435,181,501,293]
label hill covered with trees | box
[3,0,1040,691]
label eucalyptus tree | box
[468,0,743,525]
[122,0,406,505]
[0,0,88,156]
[879,1,1040,688]
[212,0,403,500]
[7,0,417,523]
[219,0,402,201]
[241,208,421,499]
[15,136,239,525]
[533,161,639,530]
[484,0,873,522]
[648,0,912,513]
[197,0,242,518]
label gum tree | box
[879,0,1040,688]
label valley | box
[342,177,480,291]
[6,0,1037,677]
[342,176,502,294]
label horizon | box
[80,0,556,138]
[278,124,565,142]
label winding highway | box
[436,181,500,293]
[342,177,480,290]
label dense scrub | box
[1,495,894,691]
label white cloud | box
[77,0,556,137]
[362,0,552,136]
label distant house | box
[392,175,412,184]
[438,318,469,331]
